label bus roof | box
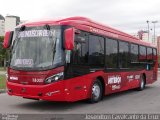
[18,17,156,48]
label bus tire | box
[89,79,103,103]
[137,75,145,91]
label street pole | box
[146,20,150,42]
[152,21,158,45]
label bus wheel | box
[89,79,103,103]
[137,75,145,91]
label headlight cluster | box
[45,72,64,84]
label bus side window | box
[130,43,139,68]
[119,41,129,68]
[153,48,157,61]
[72,31,88,65]
[139,46,147,61]
[105,38,118,69]
[89,35,104,67]
[147,47,153,61]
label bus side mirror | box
[3,31,14,49]
[64,28,75,50]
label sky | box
[1,0,160,35]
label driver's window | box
[72,31,88,65]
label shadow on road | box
[11,85,156,112]
[102,85,155,100]
[13,99,88,112]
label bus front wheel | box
[89,79,103,103]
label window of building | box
[105,38,118,68]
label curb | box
[0,89,6,94]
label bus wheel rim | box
[141,79,144,89]
[92,83,100,100]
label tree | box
[0,36,7,68]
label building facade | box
[0,14,5,36]
[5,15,20,32]
[157,36,160,55]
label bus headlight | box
[45,72,64,84]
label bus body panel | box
[7,81,66,101]
[7,70,105,102]
[7,68,157,102]
[7,67,64,85]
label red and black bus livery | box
[3,17,158,103]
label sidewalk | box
[0,71,6,75]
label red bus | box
[3,17,158,103]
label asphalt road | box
[0,76,160,114]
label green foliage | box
[0,36,4,40]
[0,36,7,67]
[0,36,5,58]
[0,75,6,89]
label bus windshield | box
[10,26,63,70]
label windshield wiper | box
[52,38,57,57]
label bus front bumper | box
[7,81,71,102]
